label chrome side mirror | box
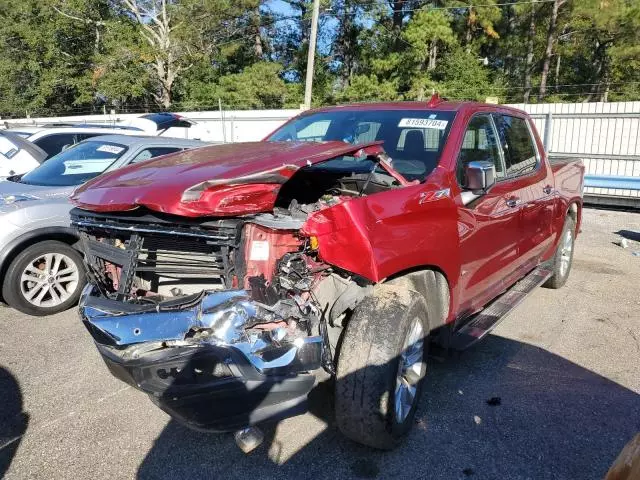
[465,160,496,193]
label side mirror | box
[465,160,496,193]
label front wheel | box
[2,240,87,316]
[335,285,430,450]
[543,216,576,289]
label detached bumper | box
[79,285,323,432]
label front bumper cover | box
[79,285,323,431]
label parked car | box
[0,130,48,177]
[70,99,584,449]
[0,134,209,316]
[4,113,197,173]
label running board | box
[450,266,553,351]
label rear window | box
[268,109,456,181]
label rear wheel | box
[335,285,429,450]
[543,215,576,289]
[2,241,86,316]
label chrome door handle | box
[543,185,553,195]
[506,198,520,208]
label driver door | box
[456,114,524,314]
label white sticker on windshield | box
[96,145,124,154]
[398,118,448,130]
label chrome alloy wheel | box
[19,253,80,308]
[559,228,574,277]
[394,317,425,423]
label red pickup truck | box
[70,98,584,450]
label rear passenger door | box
[492,114,554,271]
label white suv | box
[3,113,196,177]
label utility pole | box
[303,0,321,110]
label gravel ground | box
[1,207,639,480]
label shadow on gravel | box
[136,336,640,480]
[0,367,29,477]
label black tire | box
[543,215,576,289]
[2,240,86,316]
[335,284,430,450]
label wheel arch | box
[384,265,451,332]
[0,227,80,285]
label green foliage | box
[181,62,299,109]
[0,0,638,117]
[335,75,401,103]
[431,48,502,101]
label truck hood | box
[71,141,382,217]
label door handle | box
[506,197,520,208]
[543,185,553,195]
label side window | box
[33,133,76,158]
[493,115,538,177]
[130,147,182,164]
[457,115,504,186]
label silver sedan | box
[0,134,210,316]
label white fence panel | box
[507,102,640,201]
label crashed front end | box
[71,207,364,431]
[70,140,404,431]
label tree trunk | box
[585,39,611,102]
[523,6,537,103]
[391,1,403,29]
[464,8,474,53]
[554,54,561,92]
[504,6,516,78]
[253,6,263,59]
[428,42,437,71]
[539,0,563,101]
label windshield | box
[20,141,127,187]
[267,109,456,181]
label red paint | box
[181,183,281,217]
[71,141,382,217]
[76,101,584,324]
[242,223,303,289]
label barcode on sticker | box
[398,118,448,130]
[249,241,269,261]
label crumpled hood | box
[71,141,379,217]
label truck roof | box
[308,100,528,117]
